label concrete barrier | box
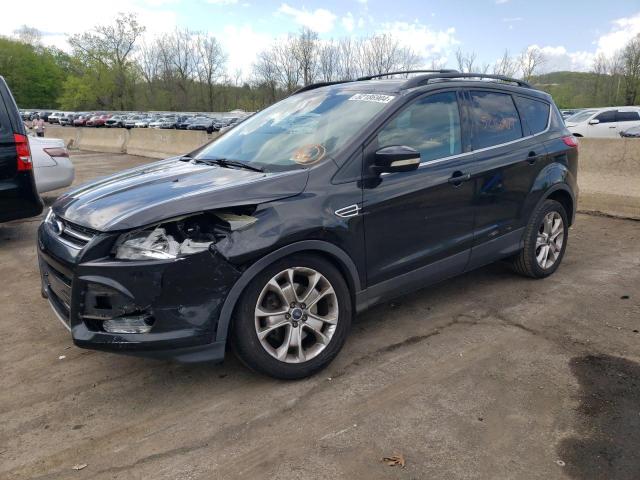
[126,128,218,158]
[45,125,80,149]
[577,138,640,220]
[44,127,640,220]
[76,127,129,153]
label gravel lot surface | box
[1,152,639,480]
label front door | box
[590,109,618,138]
[362,90,475,294]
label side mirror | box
[374,145,421,174]
[588,119,600,125]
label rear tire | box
[511,199,568,278]
[231,254,352,379]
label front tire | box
[231,254,352,379]
[511,199,569,278]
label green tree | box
[0,37,66,108]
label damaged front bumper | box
[37,222,241,362]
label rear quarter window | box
[617,111,640,122]
[469,91,523,149]
[514,96,550,135]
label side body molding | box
[214,240,362,343]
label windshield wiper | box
[194,157,264,173]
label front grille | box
[52,215,98,248]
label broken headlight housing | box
[113,211,257,261]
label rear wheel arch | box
[214,240,361,344]
[546,189,574,226]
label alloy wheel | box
[535,211,564,269]
[254,267,339,363]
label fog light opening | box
[102,314,154,334]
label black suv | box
[37,71,578,379]
[1,76,43,223]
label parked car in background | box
[0,76,43,222]
[48,112,63,124]
[59,113,76,127]
[560,109,580,120]
[124,115,144,129]
[620,125,640,138]
[149,116,178,129]
[187,116,216,133]
[37,71,578,379]
[73,114,91,127]
[135,116,155,128]
[86,114,111,127]
[105,115,127,128]
[177,116,197,129]
[29,135,74,193]
[566,107,640,138]
[37,111,52,122]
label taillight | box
[562,135,579,148]
[43,147,69,158]
[13,133,32,171]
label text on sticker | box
[348,93,395,104]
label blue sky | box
[3,0,640,76]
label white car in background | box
[29,136,75,194]
[566,107,640,138]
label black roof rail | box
[291,80,353,95]
[402,72,533,90]
[356,69,459,81]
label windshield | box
[565,110,597,123]
[195,89,396,172]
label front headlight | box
[114,215,215,260]
[113,211,257,261]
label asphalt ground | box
[1,151,639,480]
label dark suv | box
[37,71,578,379]
[1,76,43,223]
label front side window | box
[514,96,550,135]
[377,91,462,163]
[196,89,395,172]
[595,110,616,123]
[469,91,523,149]
[616,111,640,122]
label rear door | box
[616,109,640,135]
[462,89,550,267]
[0,76,43,222]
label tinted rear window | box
[617,111,640,122]
[469,91,523,149]
[515,96,550,135]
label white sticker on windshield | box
[348,93,395,104]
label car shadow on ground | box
[558,354,640,480]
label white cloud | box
[0,0,177,51]
[220,24,273,79]
[342,12,355,32]
[277,3,337,33]
[380,21,459,60]
[595,11,640,56]
[532,45,595,72]
[495,0,510,4]
[529,10,640,73]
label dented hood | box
[53,158,308,231]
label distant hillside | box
[531,71,626,109]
